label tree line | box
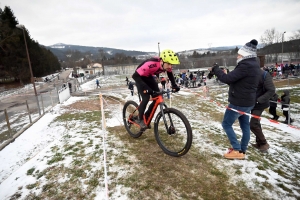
[0,6,61,85]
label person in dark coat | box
[250,68,275,152]
[269,93,279,120]
[281,90,293,124]
[189,72,193,80]
[128,81,134,96]
[96,79,101,88]
[208,39,261,160]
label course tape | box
[178,85,300,131]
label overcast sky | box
[1,0,300,52]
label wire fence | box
[0,88,60,150]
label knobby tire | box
[122,100,143,138]
[154,108,192,157]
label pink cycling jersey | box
[136,57,172,77]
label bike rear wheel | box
[154,108,192,157]
[123,100,143,138]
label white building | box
[75,63,103,75]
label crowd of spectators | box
[263,62,300,78]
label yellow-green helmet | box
[160,49,180,65]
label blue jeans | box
[222,104,254,152]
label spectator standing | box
[250,68,275,152]
[125,76,129,85]
[281,90,294,124]
[290,63,295,76]
[277,65,282,78]
[269,93,279,120]
[296,63,300,75]
[181,72,186,81]
[96,79,101,88]
[208,39,260,159]
[189,72,194,81]
[68,82,72,93]
[283,63,288,78]
[184,76,189,87]
[166,79,171,99]
[196,70,201,82]
[192,76,196,87]
[128,81,134,96]
[161,77,166,89]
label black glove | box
[172,84,180,92]
[212,63,219,73]
[207,71,214,79]
[208,63,220,79]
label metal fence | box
[0,88,59,149]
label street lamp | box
[158,42,160,55]
[16,24,41,116]
[281,31,286,64]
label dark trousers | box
[283,110,291,121]
[269,106,278,118]
[250,109,267,145]
[133,76,159,120]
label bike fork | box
[160,104,175,134]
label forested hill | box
[45,43,156,61]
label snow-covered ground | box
[0,75,299,199]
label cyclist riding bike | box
[132,49,181,130]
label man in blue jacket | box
[208,39,261,159]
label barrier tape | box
[99,94,109,200]
[178,85,300,131]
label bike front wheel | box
[122,100,143,138]
[154,108,192,157]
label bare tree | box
[289,29,300,40]
[260,28,281,46]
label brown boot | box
[251,143,259,149]
[224,148,245,160]
[258,143,270,152]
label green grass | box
[26,167,35,176]
[16,80,300,200]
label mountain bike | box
[122,90,193,157]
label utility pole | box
[158,42,160,55]
[16,24,41,116]
[281,31,286,63]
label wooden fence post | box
[4,109,12,138]
[26,100,32,123]
[41,93,45,114]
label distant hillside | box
[45,43,156,61]
[177,44,265,56]
[45,43,265,61]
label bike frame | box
[143,95,163,126]
[134,91,173,131]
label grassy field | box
[12,76,300,200]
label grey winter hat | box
[238,39,258,57]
